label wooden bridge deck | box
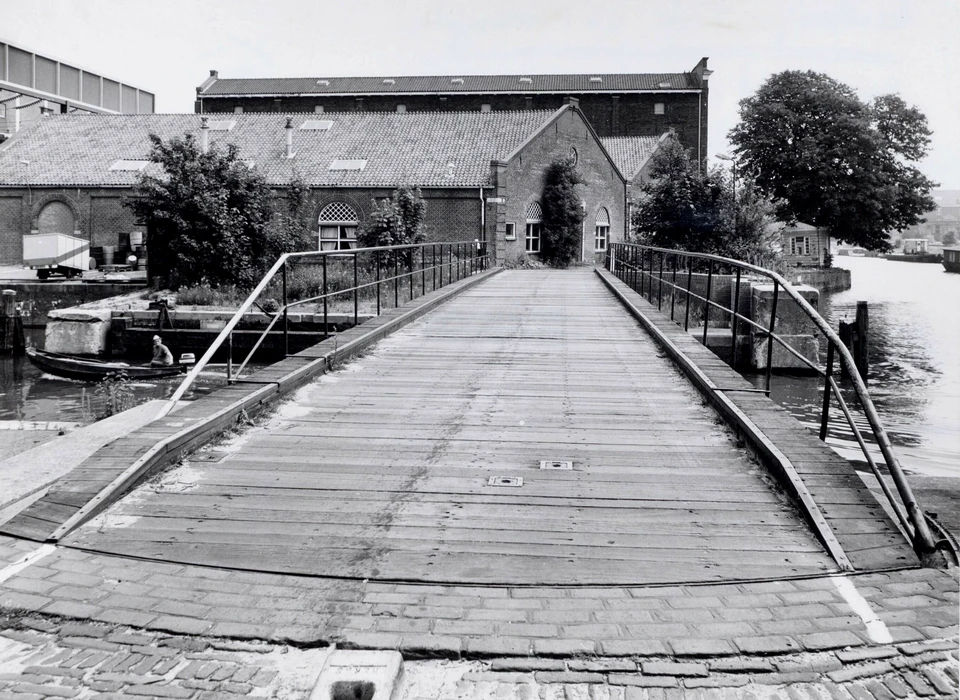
[61,269,846,585]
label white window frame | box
[318,203,359,252]
[654,102,665,115]
[595,224,609,252]
[524,203,542,254]
[790,236,811,256]
[525,222,541,253]
[504,222,516,241]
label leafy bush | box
[124,134,313,290]
[357,186,426,267]
[540,157,585,267]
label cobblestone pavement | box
[1,535,957,699]
[0,617,956,699]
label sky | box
[4,0,958,187]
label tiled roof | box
[0,111,560,188]
[601,136,663,179]
[200,73,699,97]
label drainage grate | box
[194,452,230,463]
[310,651,402,700]
[540,460,573,470]
[488,476,523,487]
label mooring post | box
[0,289,24,355]
[855,301,869,380]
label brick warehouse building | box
[0,101,662,267]
[194,59,711,166]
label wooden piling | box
[838,301,869,380]
[0,289,25,355]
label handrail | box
[157,241,488,420]
[608,242,937,556]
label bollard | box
[0,289,25,355]
[838,301,869,380]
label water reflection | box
[751,257,960,477]
[0,336,233,424]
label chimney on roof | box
[564,97,579,108]
[200,116,210,154]
[40,102,54,116]
[285,117,295,159]
[210,70,218,78]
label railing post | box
[820,340,835,441]
[684,263,693,332]
[227,332,233,382]
[422,247,426,296]
[353,252,359,327]
[282,259,288,357]
[648,250,654,300]
[432,244,437,291]
[702,260,713,346]
[394,250,399,308]
[409,248,414,302]
[670,254,678,321]
[323,254,329,339]
[765,281,779,396]
[657,251,664,310]
[731,268,741,369]
[376,250,381,316]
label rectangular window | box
[314,105,324,113]
[595,224,609,252]
[790,236,810,256]
[319,225,357,251]
[396,104,407,113]
[654,102,665,115]
[525,223,541,253]
[233,106,243,114]
[504,222,516,241]
[481,103,491,113]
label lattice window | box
[525,202,542,253]
[595,207,610,252]
[319,202,358,224]
[318,202,359,251]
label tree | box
[729,71,937,252]
[357,186,427,267]
[943,231,958,246]
[540,156,585,267]
[124,134,311,290]
[630,134,781,264]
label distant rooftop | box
[196,60,710,98]
[0,109,571,188]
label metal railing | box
[158,240,489,418]
[608,242,938,556]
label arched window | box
[525,201,542,254]
[594,207,610,252]
[37,201,76,235]
[318,202,358,251]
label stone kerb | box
[750,283,821,371]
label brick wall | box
[0,189,149,265]
[199,90,707,159]
[494,107,626,265]
[0,195,24,264]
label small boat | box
[26,348,187,382]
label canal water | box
[750,256,960,479]
[0,329,232,424]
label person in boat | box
[151,335,174,367]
